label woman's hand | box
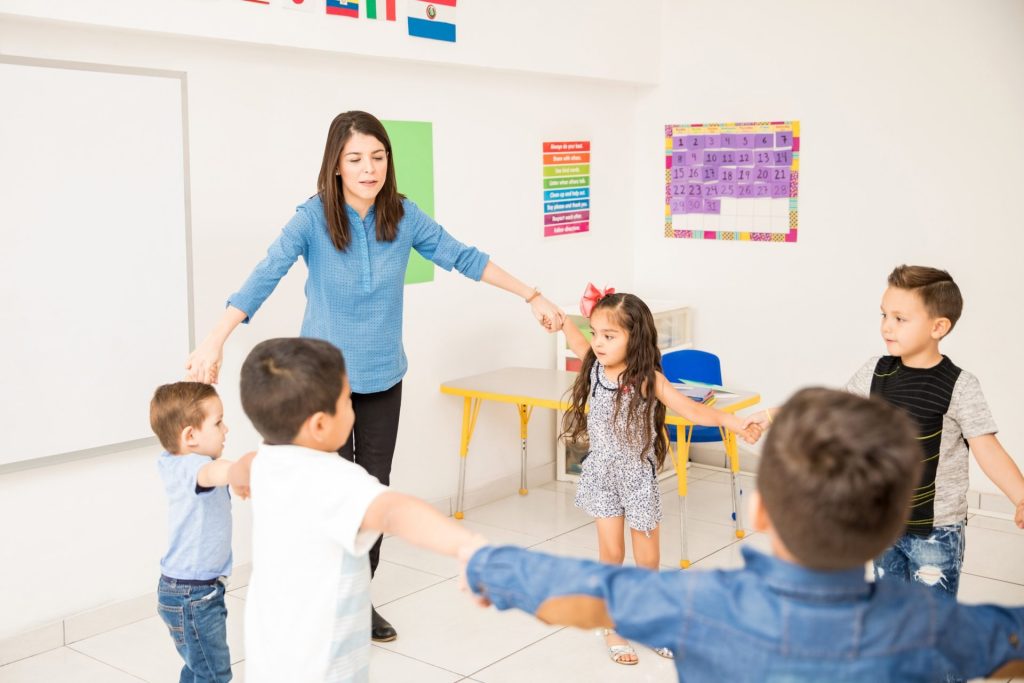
[185,337,225,384]
[531,295,565,333]
[185,307,247,384]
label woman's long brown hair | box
[560,293,668,469]
[316,111,405,251]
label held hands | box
[746,409,774,434]
[726,414,763,445]
[228,451,257,500]
[1016,500,1024,530]
[185,337,225,384]
[530,294,566,333]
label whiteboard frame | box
[0,55,194,474]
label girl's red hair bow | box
[579,283,615,318]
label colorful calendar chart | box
[665,121,799,243]
[543,141,590,238]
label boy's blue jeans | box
[157,576,232,683]
[874,523,966,598]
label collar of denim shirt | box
[742,547,873,602]
[344,203,377,221]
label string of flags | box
[241,0,457,43]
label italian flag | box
[365,0,396,20]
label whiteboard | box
[0,57,192,467]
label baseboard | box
[427,460,556,515]
[0,562,254,666]
[0,622,63,667]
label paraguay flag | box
[365,0,396,20]
[326,0,359,17]
[407,0,456,43]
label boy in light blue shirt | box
[150,382,249,683]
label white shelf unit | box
[555,300,693,482]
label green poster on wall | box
[382,120,435,285]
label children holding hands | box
[149,267,1024,682]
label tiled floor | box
[2,466,1023,682]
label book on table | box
[673,378,739,400]
[671,382,714,403]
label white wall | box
[0,0,659,84]
[632,0,1024,492]
[0,12,643,638]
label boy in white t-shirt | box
[235,337,485,683]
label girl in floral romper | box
[558,289,760,665]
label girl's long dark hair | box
[316,111,405,251]
[560,293,668,469]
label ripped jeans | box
[874,523,966,598]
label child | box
[461,388,1024,681]
[150,382,249,683]
[557,289,760,664]
[756,265,1024,598]
[236,337,485,683]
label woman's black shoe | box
[371,606,397,642]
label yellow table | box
[440,367,760,568]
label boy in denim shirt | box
[462,388,1024,681]
[150,382,249,683]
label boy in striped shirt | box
[757,265,1024,598]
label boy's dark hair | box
[758,388,922,570]
[150,382,219,453]
[240,337,347,445]
[888,264,963,334]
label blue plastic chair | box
[662,349,724,446]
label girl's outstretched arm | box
[654,372,759,443]
[560,315,592,361]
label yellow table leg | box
[516,404,534,495]
[676,424,694,569]
[454,397,482,520]
[720,427,746,539]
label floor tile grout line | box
[367,642,467,679]
[375,574,454,609]
[462,625,570,680]
[63,643,149,682]
[960,570,1024,589]
[965,522,1024,537]
[377,557,459,581]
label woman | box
[186,111,564,641]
